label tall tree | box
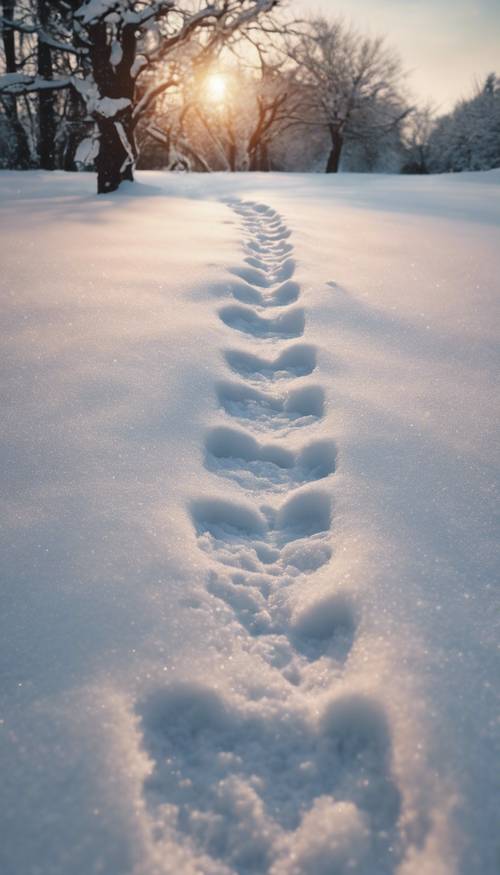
[0,0,279,192]
[287,17,409,173]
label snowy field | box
[0,169,499,875]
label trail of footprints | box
[137,201,402,873]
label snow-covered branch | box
[0,72,72,94]
[0,17,86,54]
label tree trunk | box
[61,89,87,171]
[0,0,31,167]
[248,125,262,171]
[326,129,343,173]
[37,0,55,169]
[258,142,270,171]
[226,114,237,172]
[227,139,237,172]
[95,110,136,193]
[248,146,258,171]
[88,21,137,193]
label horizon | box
[291,0,500,111]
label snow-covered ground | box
[0,169,499,875]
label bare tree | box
[401,104,434,174]
[245,56,291,171]
[287,17,409,173]
[0,0,279,192]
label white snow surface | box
[0,169,499,875]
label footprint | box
[191,497,270,572]
[239,201,276,216]
[216,380,283,419]
[205,571,355,679]
[205,426,295,469]
[207,570,274,635]
[269,259,296,284]
[219,305,305,339]
[244,255,274,272]
[267,281,300,307]
[191,496,267,537]
[191,489,332,573]
[224,344,317,381]
[223,278,265,306]
[215,381,324,431]
[204,426,336,492]
[285,384,324,416]
[244,242,290,261]
[246,240,293,258]
[234,258,294,287]
[137,684,401,873]
[290,593,356,662]
[318,693,402,833]
[257,228,292,242]
[275,488,331,541]
[243,255,293,279]
[230,265,271,288]
[280,539,332,574]
[241,214,284,229]
[223,279,300,309]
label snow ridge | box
[135,200,403,873]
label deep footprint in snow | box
[230,264,272,288]
[216,381,324,432]
[243,257,293,280]
[266,280,300,307]
[244,255,277,272]
[221,279,301,309]
[219,304,305,339]
[204,426,336,492]
[205,570,357,675]
[290,592,357,663]
[190,490,332,574]
[224,343,317,381]
[137,683,401,874]
[206,569,275,636]
[257,227,292,242]
[246,239,293,258]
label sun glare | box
[205,73,227,104]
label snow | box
[75,0,126,25]
[96,96,132,118]
[110,41,123,67]
[0,168,499,875]
[75,136,99,167]
[0,72,72,93]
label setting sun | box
[205,72,227,103]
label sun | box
[205,73,227,104]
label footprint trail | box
[136,198,403,873]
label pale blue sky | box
[292,0,500,110]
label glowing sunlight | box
[204,72,227,104]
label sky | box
[292,0,500,111]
